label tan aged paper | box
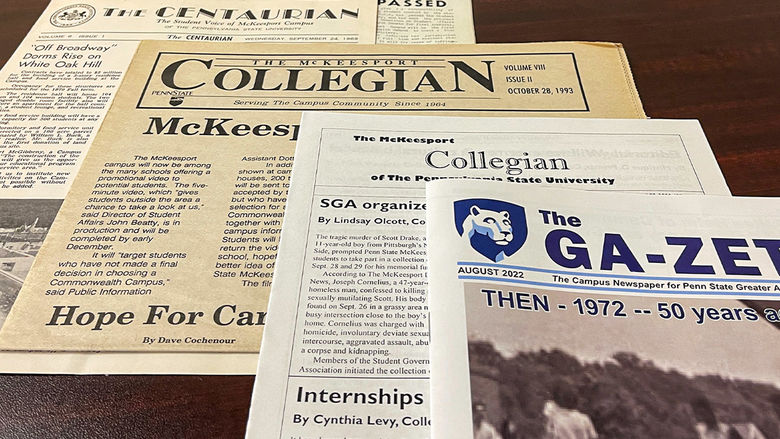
[0,41,645,373]
[0,0,377,199]
[377,0,475,44]
[0,0,378,330]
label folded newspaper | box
[0,0,378,199]
[0,0,378,331]
[244,112,730,438]
[0,0,474,338]
[0,41,647,374]
[426,181,780,439]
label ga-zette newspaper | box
[244,113,729,438]
[426,181,780,438]
[0,41,646,374]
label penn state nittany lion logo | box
[454,198,527,262]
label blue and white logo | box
[454,198,528,262]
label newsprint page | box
[0,41,646,374]
[245,113,731,438]
[427,181,780,439]
[377,0,475,44]
[0,0,377,327]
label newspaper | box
[377,0,475,44]
[0,0,377,329]
[426,181,780,438]
[0,41,648,374]
[0,0,377,197]
[244,113,731,438]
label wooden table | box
[0,0,778,437]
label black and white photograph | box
[0,199,61,327]
[464,282,780,439]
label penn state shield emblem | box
[50,4,96,27]
[454,198,528,262]
[169,96,184,106]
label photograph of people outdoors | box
[464,284,780,439]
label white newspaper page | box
[377,0,475,44]
[246,112,730,438]
[427,181,780,439]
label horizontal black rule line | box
[40,31,357,35]
[211,65,447,68]
[188,95,502,100]
[215,58,449,61]
[36,39,147,42]
[288,375,429,380]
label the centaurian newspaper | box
[244,113,731,438]
[0,0,378,328]
[0,0,377,196]
[427,181,780,439]
[0,41,648,374]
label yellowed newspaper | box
[0,0,378,333]
[0,0,377,199]
[0,41,645,373]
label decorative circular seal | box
[50,4,96,28]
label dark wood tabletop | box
[0,0,778,437]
